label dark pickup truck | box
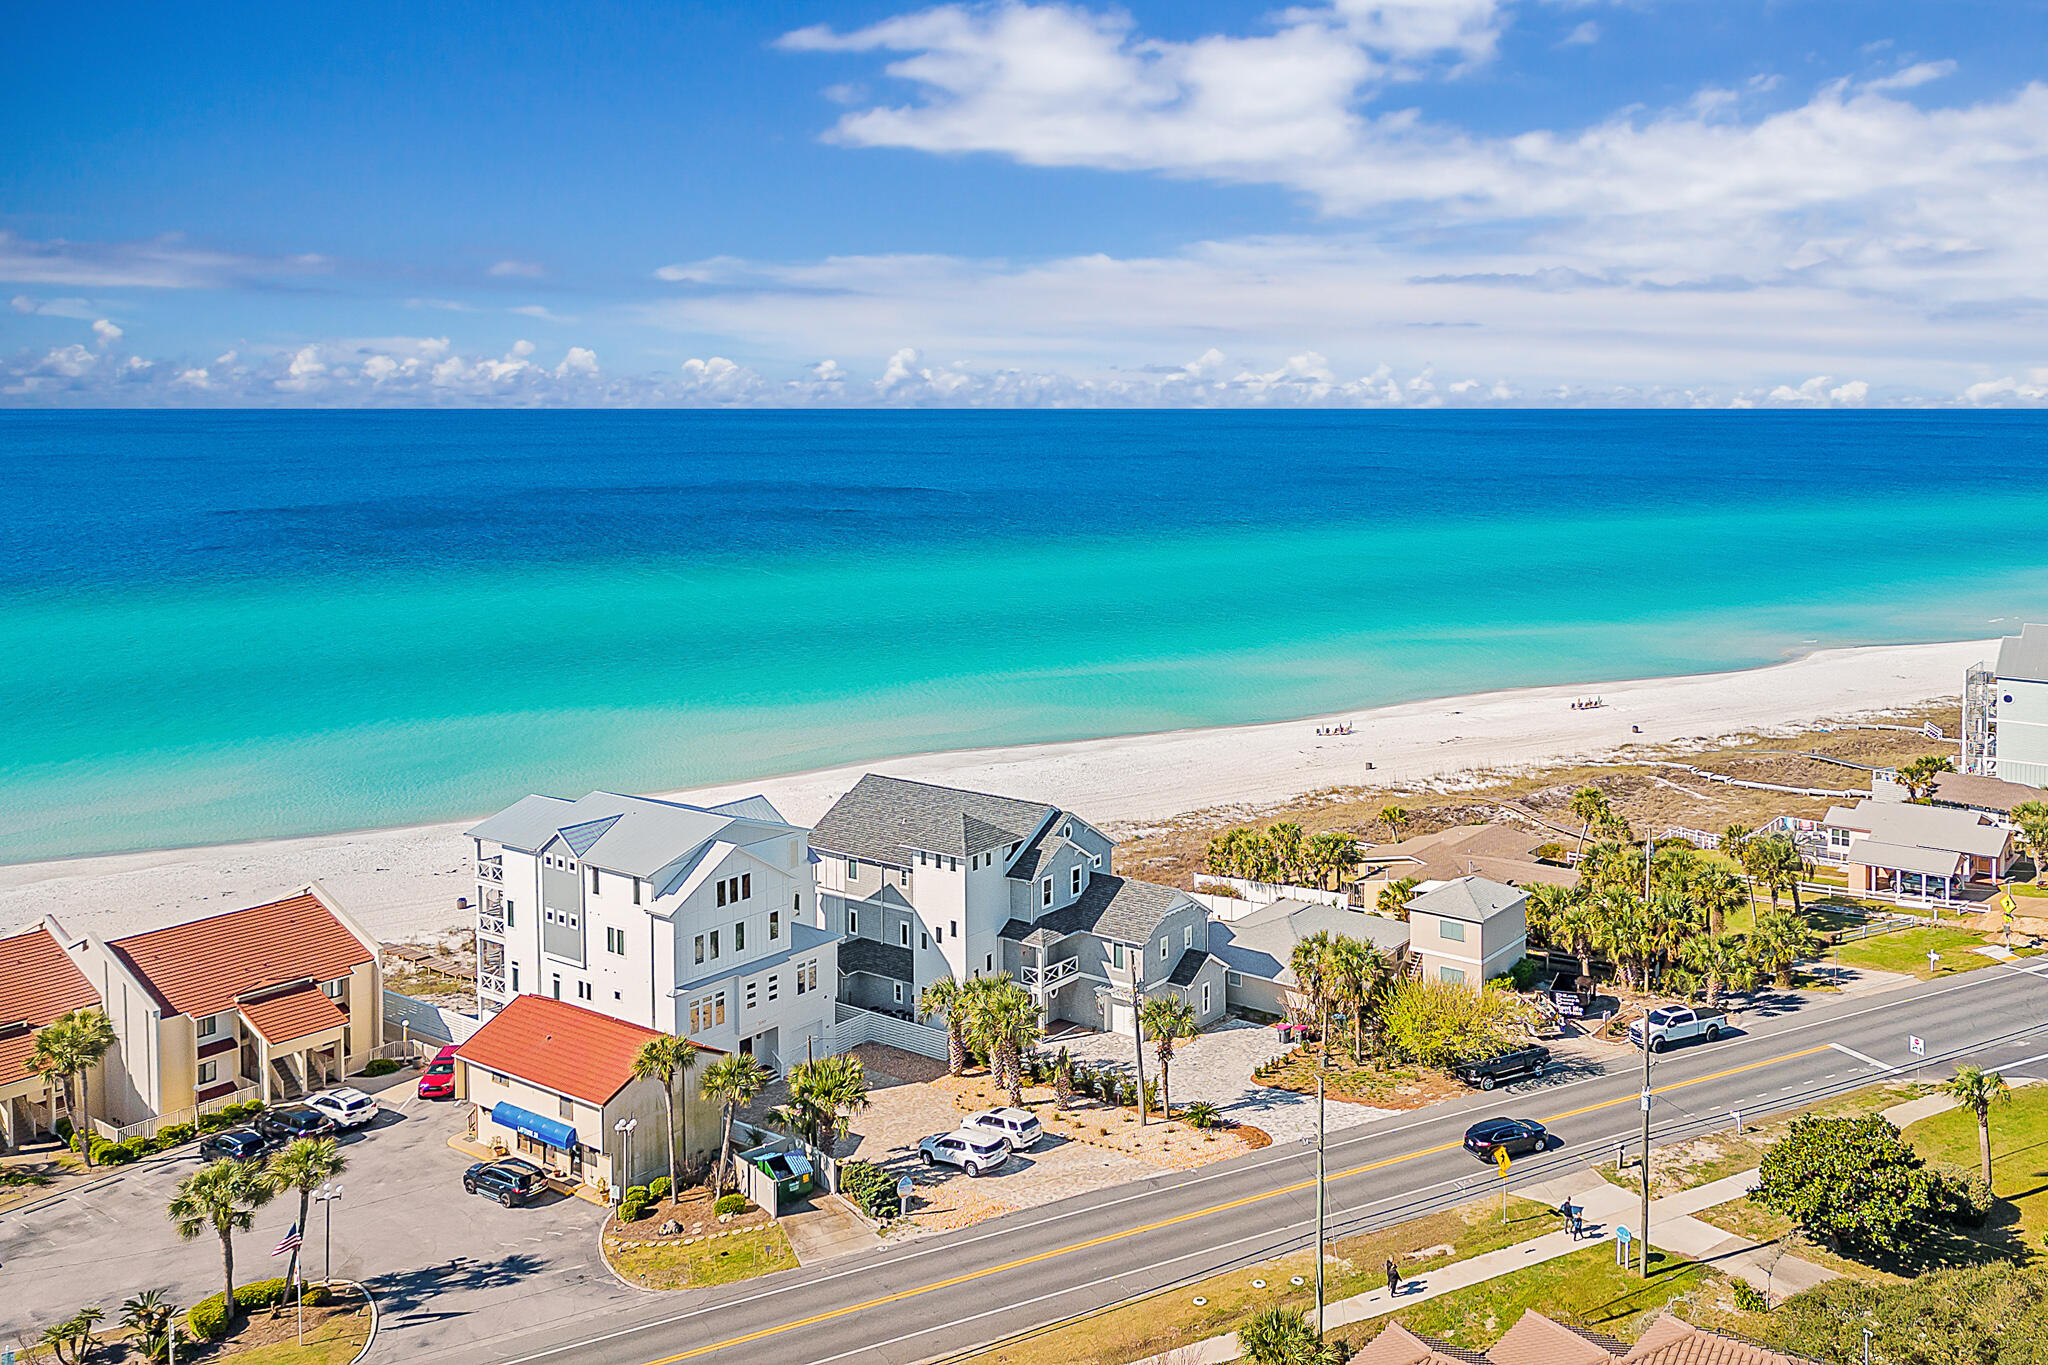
[1454,1043,1553,1091]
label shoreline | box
[1,638,1986,947]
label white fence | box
[826,1002,950,1063]
[94,1084,260,1145]
[1652,761,1867,800]
[1194,874,1347,908]
[383,990,483,1047]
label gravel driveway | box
[1048,1018,1400,1143]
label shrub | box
[1507,956,1543,992]
[1378,977,1541,1069]
[619,1194,647,1222]
[1183,1101,1219,1130]
[157,1122,196,1147]
[54,1116,73,1142]
[1754,1116,1950,1254]
[837,1160,901,1220]
[714,1193,747,1216]
[196,1112,233,1134]
[362,1058,401,1077]
[1939,1168,1996,1228]
[99,1140,139,1165]
[649,1176,671,1202]
[1533,842,1568,864]
[625,1184,649,1205]
[221,1101,266,1121]
[186,1278,330,1340]
[1731,1282,1767,1313]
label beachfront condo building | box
[809,774,1227,1035]
[1963,623,2048,788]
[466,791,835,1072]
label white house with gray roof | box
[1965,624,2048,788]
[1210,900,1411,1019]
[467,791,835,1071]
[810,774,1227,1034]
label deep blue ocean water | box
[5,409,2044,863]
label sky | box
[6,0,2048,408]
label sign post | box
[1615,1223,1632,1270]
[1908,1035,1926,1057]
[1494,1146,1511,1222]
[896,1174,914,1218]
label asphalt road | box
[404,957,2048,1365]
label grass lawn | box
[609,1225,798,1290]
[1387,1243,1714,1350]
[962,1196,1558,1365]
[1591,1082,1922,1198]
[1904,1082,2048,1255]
[222,1302,376,1365]
[1822,925,2003,979]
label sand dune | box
[0,639,1985,947]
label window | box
[1112,943,1125,969]
[511,964,519,991]
[899,921,910,947]
[710,929,720,959]
[196,1014,218,1039]
[715,991,726,1025]
[689,1000,701,1032]
[694,934,705,965]
[897,868,908,885]
[1159,938,1169,961]
[770,910,781,941]
[551,975,561,1000]
[746,980,758,1010]
[505,899,514,926]
[848,857,859,876]
[742,873,751,899]
[633,877,642,905]
[1202,982,1212,1013]
[1227,970,1245,987]
[848,908,860,935]
[567,913,578,929]
[322,978,346,999]
[608,926,626,955]
[985,955,993,974]
[1042,879,1053,907]
[796,963,807,996]
[1439,965,1467,985]
[951,920,959,937]
[1440,919,1467,943]
[932,927,941,944]
[922,932,930,949]
[894,982,904,1004]
[198,1059,217,1084]
[577,981,592,1000]
[807,962,818,992]
[1071,866,1083,896]
[589,866,600,893]
[717,879,727,907]
[1184,925,1194,949]
[559,1095,574,1121]
[735,922,745,952]
[768,974,780,1002]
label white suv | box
[962,1107,1042,1151]
[918,1129,1010,1177]
[305,1087,378,1129]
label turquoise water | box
[5,410,2045,863]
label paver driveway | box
[0,1083,626,1362]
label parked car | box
[1628,1005,1727,1053]
[304,1087,378,1129]
[747,1148,815,1200]
[1462,1116,1549,1159]
[464,1157,547,1207]
[918,1129,1010,1177]
[418,1044,458,1100]
[197,1126,275,1163]
[962,1106,1043,1150]
[1454,1044,1552,1091]
[255,1104,340,1141]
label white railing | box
[1661,827,1722,849]
[477,909,506,937]
[1194,874,1346,907]
[1024,957,1079,990]
[825,1002,949,1062]
[93,1083,261,1145]
[477,862,504,883]
[478,971,507,996]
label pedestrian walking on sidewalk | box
[1385,1256,1401,1297]
[1558,1200,1575,1239]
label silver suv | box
[918,1129,1010,1177]
[962,1106,1043,1150]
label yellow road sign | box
[1494,1146,1511,1175]
[2001,891,2018,915]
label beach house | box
[1403,876,1530,985]
[467,791,835,1072]
[453,993,719,1195]
[1208,900,1410,1019]
[46,886,384,1127]
[1964,623,2048,787]
[0,926,105,1149]
[1820,797,2015,899]
[1354,824,1576,895]
[810,774,1227,1034]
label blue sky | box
[6,0,2048,406]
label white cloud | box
[511,304,572,322]
[0,232,328,289]
[488,259,545,278]
[1864,60,1956,93]
[1560,21,1598,46]
[92,318,124,347]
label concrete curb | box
[339,1278,380,1365]
[596,1216,670,1295]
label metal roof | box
[467,790,799,878]
[1210,900,1410,985]
[1996,622,2048,685]
[1842,838,1964,878]
[1823,798,2010,859]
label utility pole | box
[1126,956,1149,1126]
[1315,1071,1326,1337]
[1639,1032,1652,1278]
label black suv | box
[1454,1044,1552,1091]
[464,1158,546,1207]
[197,1126,275,1163]
[255,1104,340,1141]
[1463,1116,1550,1159]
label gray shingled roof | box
[837,937,913,981]
[1210,900,1409,985]
[1166,948,1214,987]
[1997,622,2048,685]
[466,791,795,878]
[809,774,1055,865]
[1408,876,1527,924]
[1028,873,1192,943]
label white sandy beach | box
[0,639,1988,947]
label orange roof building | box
[1349,1313,1826,1365]
[51,884,384,1126]
[0,926,105,1148]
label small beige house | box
[1404,876,1528,986]
[0,926,105,1149]
[455,993,720,1199]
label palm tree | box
[168,1159,276,1333]
[32,1007,117,1166]
[1378,805,1411,841]
[39,1307,103,1365]
[1521,883,1578,949]
[1569,786,1609,855]
[698,1054,770,1193]
[986,980,1043,1107]
[1290,930,1335,1062]
[1377,876,1421,921]
[919,976,970,1075]
[2011,801,2048,883]
[1748,835,1805,912]
[1695,867,1749,938]
[1268,822,1307,883]
[1138,995,1197,1120]
[1322,934,1385,1063]
[631,1035,701,1202]
[957,972,1007,1080]
[121,1290,177,1363]
[1942,1064,2011,1187]
[1748,909,1816,988]
[1306,831,1357,891]
[265,1137,345,1280]
[1679,933,1753,1006]
[1236,1307,1337,1365]
[770,1054,871,1157]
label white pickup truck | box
[1628,1005,1728,1053]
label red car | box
[418,1044,459,1100]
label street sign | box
[1640,1089,1652,1112]
[896,1175,914,1204]
[1616,1224,1631,1241]
[1554,992,1584,1019]
[1908,1035,1926,1057]
[2001,890,2018,916]
[1493,1146,1511,1175]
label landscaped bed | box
[1252,1046,1467,1110]
[603,1184,795,1290]
[937,1069,1269,1169]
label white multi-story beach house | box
[466,792,835,1072]
[808,774,1226,1034]
[1964,623,2048,788]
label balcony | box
[478,909,506,938]
[479,970,508,997]
[477,857,504,883]
[1024,957,1079,991]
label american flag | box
[272,1223,303,1258]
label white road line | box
[1828,1042,1900,1073]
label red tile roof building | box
[108,892,374,1020]
[1350,1314,1827,1365]
[1,926,106,1148]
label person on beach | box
[1385,1256,1401,1296]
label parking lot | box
[0,1077,631,1363]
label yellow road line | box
[638,1043,1833,1364]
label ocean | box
[6,409,2045,864]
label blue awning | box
[491,1101,577,1151]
